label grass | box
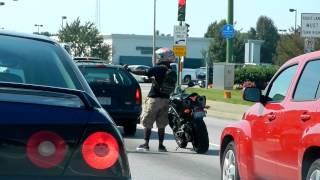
[186,88,254,106]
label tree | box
[205,20,227,63]
[58,18,111,62]
[91,43,112,61]
[275,28,320,65]
[256,16,280,64]
[205,20,246,63]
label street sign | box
[222,24,235,39]
[174,25,187,46]
[304,38,315,53]
[173,45,187,57]
[301,13,320,38]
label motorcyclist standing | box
[126,48,177,152]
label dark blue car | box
[76,62,142,136]
[0,31,131,179]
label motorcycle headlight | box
[196,96,206,107]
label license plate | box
[97,97,111,105]
[193,111,206,119]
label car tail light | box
[27,131,67,169]
[183,108,191,114]
[135,88,141,105]
[82,132,119,170]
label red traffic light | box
[179,0,186,6]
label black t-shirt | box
[147,65,170,99]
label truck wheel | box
[184,76,191,84]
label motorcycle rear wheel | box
[191,118,209,154]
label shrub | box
[235,65,278,89]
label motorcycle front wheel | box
[191,118,209,154]
[173,129,188,148]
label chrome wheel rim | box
[223,149,236,180]
[310,169,320,180]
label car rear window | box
[79,67,133,86]
[0,35,81,90]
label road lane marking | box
[209,143,220,148]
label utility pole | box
[226,0,234,63]
[96,0,101,31]
[152,0,157,66]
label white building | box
[104,34,211,68]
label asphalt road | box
[124,83,236,180]
[123,116,235,180]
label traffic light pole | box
[226,0,234,63]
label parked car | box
[0,31,130,179]
[128,65,151,83]
[170,63,207,84]
[74,56,103,62]
[77,61,142,136]
[220,51,320,180]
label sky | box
[0,0,318,37]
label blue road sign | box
[222,24,235,39]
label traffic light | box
[178,0,186,21]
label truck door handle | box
[300,113,311,122]
[267,113,276,121]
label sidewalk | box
[205,100,250,120]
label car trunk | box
[80,67,139,111]
[0,89,91,176]
[89,82,137,110]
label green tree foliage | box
[275,30,304,65]
[275,28,320,65]
[205,20,246,63]
[58,18,111,62]
[255,16,280,63]
[205,20,227,63]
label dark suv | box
[77,61,142,136]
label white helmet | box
[155,48,176,64]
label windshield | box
[0,35,81,90]
[79,67,133,87]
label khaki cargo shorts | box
[140,97,169,129]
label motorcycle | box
[168,84,209,154]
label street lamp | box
[289,8,297,32]
[34,24,43,34]
[61,16,67,29]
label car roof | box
[76,62,124,69]
[282,50,320,68]
[0,30,57,44]
[74,57,102,60]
